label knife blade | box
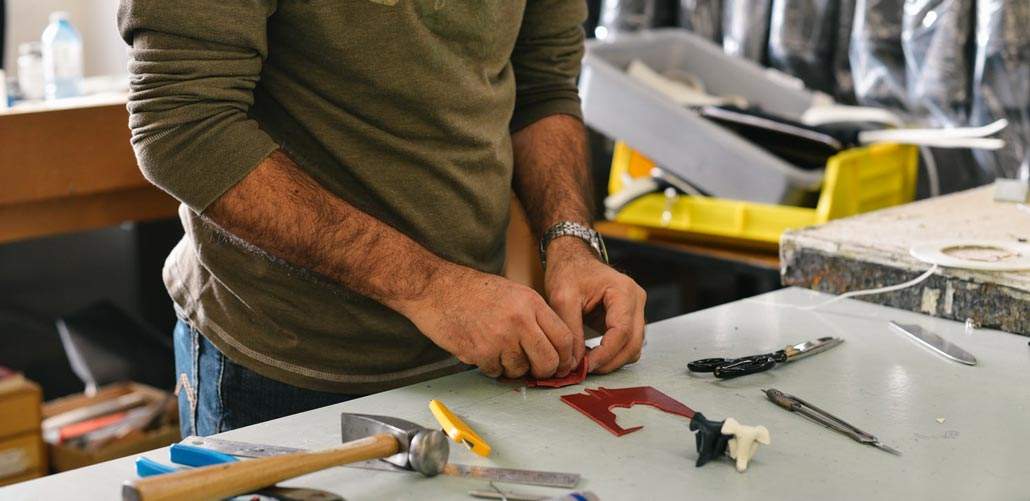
[783,336,844,362]
[888,321,977,366]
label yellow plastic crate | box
[608,141,918,249]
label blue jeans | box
[173,319,356,437]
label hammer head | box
[341,413,449,476]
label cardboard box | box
[42,382,179,473]
[0,432,45,486]
[0,374,42,439]
[0,468,45,487]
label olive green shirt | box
[118,0,586,393]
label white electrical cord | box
[791,264,941,311]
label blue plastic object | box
[135,457,178,478]
[134,444,240,478]
[170,443,240,467]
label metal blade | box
[181,436,580,489]
[889,322,977,366]
[784,336,844,362]
[443,464,579,489]
[872,442,903,456]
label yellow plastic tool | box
[429,399,492,457]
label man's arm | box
[207,151,574,379]
[118,0,573,379]
[512,116,647,374]
[510,1,646,374]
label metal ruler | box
[182,436,580,489]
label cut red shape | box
[560,386,696,436]
[525,358,588,388]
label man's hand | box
[400,266,576,379]
[544,238,647,374]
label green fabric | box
[119,0,587,393]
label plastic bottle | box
[18,42,46,101]
[41,11,84,100]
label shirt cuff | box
[509,90,583,133]
[135,119,279,213]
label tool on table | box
[135,444,341,501]
[762,388,901,456]
[561,386,770,472]
[182,435,581,489]
[888,321,977,366]
[688,336,844,379]
[469,481,600,501]
[228,486,343,501]
[430,399,491,456]
[122,413,449,501]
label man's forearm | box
[511,114,594,239]
[205,150,456,313]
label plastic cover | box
[722,0,772,62]
[833,0,857,103]
[850,0,908,109]
[969,0,1029,179]
[679,0,723,42]
[596,0,656,39]
[902,0,973,127]
[767,0,839,94]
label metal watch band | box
[539,221,609,268]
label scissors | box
[688,337,844,379]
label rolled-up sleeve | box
[508,0,588,133]
[118,0,279,212]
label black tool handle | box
[713,355,778,379]
[687,358,727,373]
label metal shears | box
[688,336,844,379]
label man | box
[118,0,646,438]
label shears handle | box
[688,352,785,378]
[687,358,729,373]
[713,355,778,379]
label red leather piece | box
[560,386,696,436]
[526,358,588,388]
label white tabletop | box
[5,287,1028,500]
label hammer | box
[122,414,449,501]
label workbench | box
[4,287,1028,499]
[782,186,1030,335]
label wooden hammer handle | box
[122,433,399,501]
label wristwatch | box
[539,221,609,268]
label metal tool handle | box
[122,433,399,501]
[763,389,800,411]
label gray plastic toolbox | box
[580,29,826,204]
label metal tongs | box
[763,388,901,456]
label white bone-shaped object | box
[721,418,771,472]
